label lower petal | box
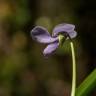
[43,41,59,57]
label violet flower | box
[31,23,77,57]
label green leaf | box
[76,69,96,96]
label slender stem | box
[70,42,76,96]
[58,34,76,96]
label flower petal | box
[43,40,59,57]
[67,31,77,39]
[31,26,58,43]
[52,23,76,38]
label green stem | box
[70,42,76,96]
[58,34,76,96]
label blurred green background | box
[0,0,96,96]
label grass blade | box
[76,69,96,96]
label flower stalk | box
[59,34,76,96]
[70,42,76,96]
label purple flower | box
[31,23,77,57]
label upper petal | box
[43,40,59,57]
[52,23,76,38]
[31,26,58,44]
